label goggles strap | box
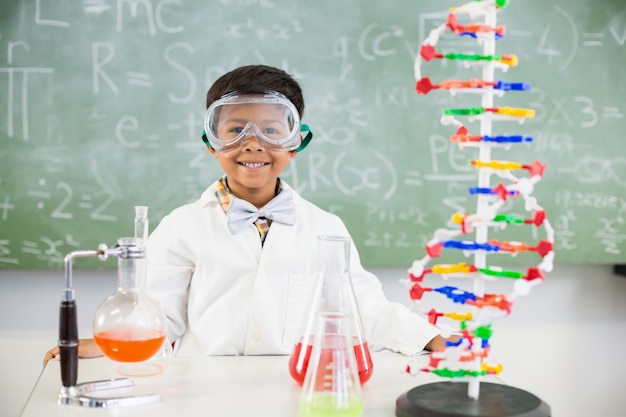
[201,130,214,149]
[296,124,313,152]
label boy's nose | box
[242,134,264,151]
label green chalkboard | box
[1,0,625,269]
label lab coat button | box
[251,330,262,341]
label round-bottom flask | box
[93,237,169,377]
[299,312,364,417]
[289,235,373,386]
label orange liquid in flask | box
[94,324,166,363]
[288,336,373,385]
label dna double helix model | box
[404,0,555,400]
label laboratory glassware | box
[93,236,168,377]
[288,235,373,385]
[299,311,364,417]
[132,206,173,372]
[58,244,161,408]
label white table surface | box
[20,351,503,417]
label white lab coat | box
[146,180,439,356]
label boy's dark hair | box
[206,65,305,118]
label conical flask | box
[289,235,373,386]
[299,312,364,417]
[93,236,168,377]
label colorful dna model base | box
[395,1,552,416]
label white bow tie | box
[227,189,296,234]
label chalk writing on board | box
[115,0,184,35]
[290,150,398,199]
[595,216,625,255]
[176,141,210,169]
[427,134,475,175]
[583,19,626,47]
[93,43,119,94]
[336,150,397,199]
[21,234,79,267]
[529,93,623,130]
[554,209,577,252]
[364,203,429,227]
[526,131,587,158]
[126,71,153,88]
[0,240,18,265]
[363,230,416,249]
[35,0,70,28]
[165,42,197,103]
[441,196,469,218]
[0,66,54,139]
[115,116,142,148]
[563,156,626,187]
[311,93,367,129]
[332,38,354,82]
[27,180,52,211]
[403,170,422,187]
[84,1,110,15]
[168,112,204,139]
[573,96,598,128]
[357,23,403,62]
[602,107,624,120]
[374,86,412,109]
[49,182,73,220]
[0,196,15,221]
[608,20,626,46]
[555,191,626,212]
[26,179,118,223]
[538,6,577,71]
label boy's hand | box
[42,339,103,366]
[424,334,461,352]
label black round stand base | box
[396,382,550,417]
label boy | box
[44,64,445,364]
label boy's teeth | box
[242,162,265,168]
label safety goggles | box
[201,91,312,153]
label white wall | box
[1,265,625,417]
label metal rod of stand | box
[59,249,103,396]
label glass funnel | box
[299,312,364,417]
[289,235,373,386]
[93,237,168,377]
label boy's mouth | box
[239,162,268,168]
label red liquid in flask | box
[94,324,166,363]
[288,336,373,385]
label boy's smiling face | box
[208,103,298,208]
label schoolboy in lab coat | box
[44,64,447,364]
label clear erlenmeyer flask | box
[93,236,168,377]
[289,235,373,386]
[299,312,364,417]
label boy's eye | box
[229,126,244,134]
